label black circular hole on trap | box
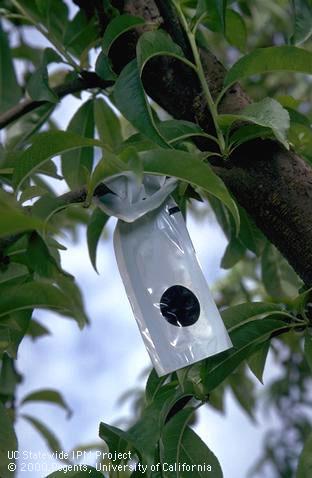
[159,285,200,327]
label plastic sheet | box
[95,172,177,222]
[96,174,232,377]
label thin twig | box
[0,72,113,130]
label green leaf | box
[26,48,63,103]
[290,0,312,45]
[0,327,10,357]
[0,280,86,327]
[229,124,272,148]
[179,428,223,477]
[0,401,18,478]
[49,273,88,328]
[227,365,256,421]
[224,9,247,51]
[95,52,117,81]
[99,423,129,464]
[238,206,265,256]
[31,195,89,230]
[87,208,109,273]
[96,13,146,80]
[221,237,245,269]
[34,0,69,43]
[247,341,270,384]
[21,389,72,417]
[19,186,48,204]
[47,467,104,477]
[304,332,312,372]
[223,46,312,90]
[197,0,228,33]
[0,310,32,357]
[114,60,169,148]
[207,194,232,238]
[22,414,68,459]
[286,107,311,127]
[0,191,48,237]
[261,242,302,299]
[87,150,125,201]
[12,42,42,66]
[0,354,21,397]
[160,407,195,475]
[161,417,223,478]
[9,0,42,23]
[37,159,63,180]
[177,366,207,400]
[27,319,50,340]
[145,368,168,405]
[201,318,290,392]
[139,149,240,233]
[116,133,156,153]
[0,263,29,285]
[26,231,61,277]
[288,123,312,164]
[219,98,290,149]
[201,8,246,51]
[102,14,145,55]
[0,23,22,113]
[100,385,187,471]
[290,287,312,316]
[64,11,98,58]
[94,97,122,151]
[277,94,301,110]
[137,30,189,72]
[228,367,256,420]
[114,29,191,149]
[117,30,193,148]
[239,99,290,148]
[13,131,102,190]
[157,120,206,144]
[121,146,143,182]
[127,385,188,468]
[208,386,225,413]
[296,431,312,477]
[211,197,265,266]
[61,100,95,189]
[221,301,284,331]
[32,195,73,224]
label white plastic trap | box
[95,174,232,376]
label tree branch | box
[57,182,111,205]
[0,72,113,130]
[2,0,312,286]
[154,0,193,60]
[118,0,312,286]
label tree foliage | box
[0,0,312,477]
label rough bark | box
[110,0,312,286]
